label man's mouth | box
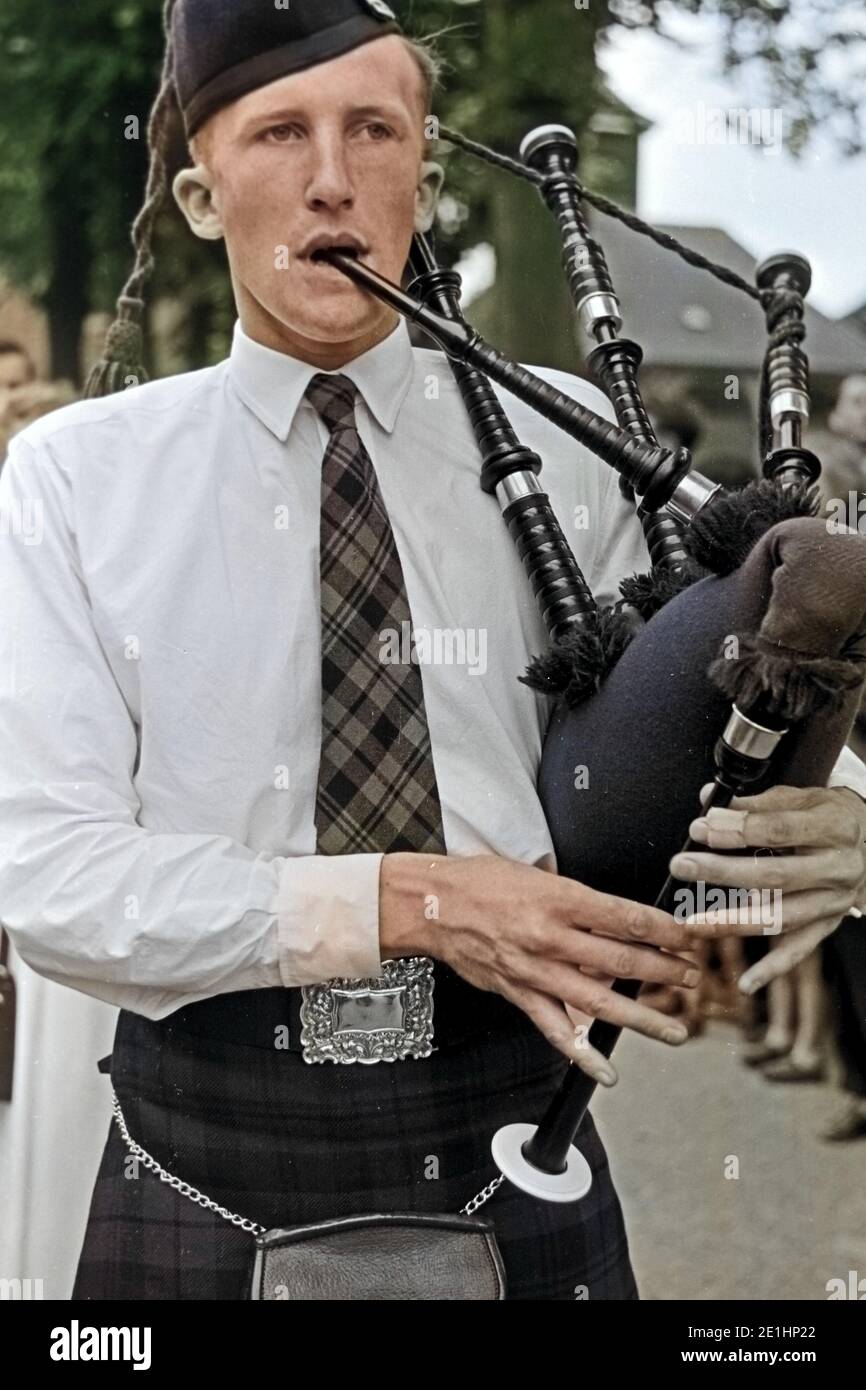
[310,246,361,264]
[300,235,368,266]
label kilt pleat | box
[73,1007,638,1301]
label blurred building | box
[843,301,866,342]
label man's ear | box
[415,160,445,233]
[172,164,225,241]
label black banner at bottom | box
[6,1297,863,1374]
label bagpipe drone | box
[320,123,866,1203]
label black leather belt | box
[161,963,529,1057]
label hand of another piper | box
[379,852,700,1086]
[670,785,866,994]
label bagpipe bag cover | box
[539,518,866,904]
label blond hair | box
[402,35,443,115]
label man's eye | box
[361,123,393,141]
[265,124,300,143]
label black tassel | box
[84,299,149,400]
[618,559,703,620]
[520,606,639,709]
[686,478,819,577]
[85,0,177,401]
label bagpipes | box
[322,123,866,1203]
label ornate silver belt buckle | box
[300,957,435,1064]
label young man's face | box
[180,36,435,362]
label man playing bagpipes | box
[0,0,864,1301]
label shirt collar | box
[228,317,415,441]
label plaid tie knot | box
[306,373,359,436]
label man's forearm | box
[1,811,385,1016]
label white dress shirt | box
[0,319,863,1020]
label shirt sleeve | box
[589,467,652,608]
[0,436,382,1020]
[827,744,866,801]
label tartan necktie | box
[306,372,447,857]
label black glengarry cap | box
[173,0,403,138]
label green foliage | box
[0,0,160,303]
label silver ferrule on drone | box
[770,388,810,451]
[577,292,622,337]
[770,388,810,429]
[722,706,787,762]
[666,471,723,525]
[495,471,545,509]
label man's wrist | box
[379,852,450,958]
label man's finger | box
[682,887,852,937]
[561,880,693,953]
[509,987,619,1083]
[582,985,690,1046]
[523,959,690,1047]
[732,786,824,812]
[688,801,863,852]
[543,924,700,988]
[669,846,856,894]
[737,919,840,993]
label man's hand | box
[670,785,866,994]
[380,853,700,1085]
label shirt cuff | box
[276,854,384,986]
[828,745,866,803]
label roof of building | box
[842,304,866,340]
[595,221,866,376]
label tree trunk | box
[186,295,213,370]
[43,150,91,385]
[470,0,606,372]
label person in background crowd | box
[0,339,75,462]
[0,340,36,392]
[0,340,35,459]
[742,938,825,1082]
[819,373,866,523]
[818,373,866,760]
[809,374,866,1141]
[821,914,866,1142]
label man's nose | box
[304,136,355,211]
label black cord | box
[439,124,762,303]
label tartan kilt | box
[73,1003,638,1302]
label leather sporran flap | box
[250,1212,506,1301]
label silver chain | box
[111,1092,265,1236]
[460,1173,505,1216]
[111,1090,504,1232]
